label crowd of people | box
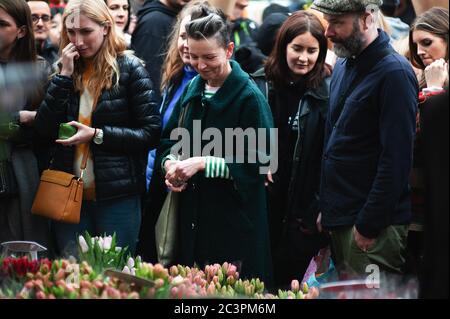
[0,0,448,298]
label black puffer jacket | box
[34,54,161,201]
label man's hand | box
[353,226,375,252]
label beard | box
[331,19,366,58]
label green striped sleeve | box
[204,156,232,179]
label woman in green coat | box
[156,11,274,285]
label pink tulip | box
[127,292,139,299]
[291,279,300,293]
[207,283,216,296]
[153,264,167,279]
[170,286,179,298]
[106,287,121,299]
[227,264,237,277]
[154,278,165,289]
[35,291,46,299]
[169,265,179,277]
[61,259,69,270]
[145,288,156,298]
[226,275,236,286]
[24,281,34,289]
[80,288,91,299]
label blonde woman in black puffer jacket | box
[34,0,161,255]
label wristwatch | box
[93,128,104,145]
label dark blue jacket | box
[319,30,418,238]
[131,0,179,100]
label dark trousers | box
[53,195,141,256]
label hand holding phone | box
[60,43,80,77]
[56,121,96,147]
[58,123,77,140]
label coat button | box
[191,223,195,230]
[333,125,337,129]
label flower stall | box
[0,233,319,300]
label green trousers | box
[330,225,408,276]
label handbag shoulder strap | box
[79,145,89,179]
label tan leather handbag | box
[31,149,88,224]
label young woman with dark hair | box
[253,10,331,288]
[405,7,448,277]
[409,7,448,90]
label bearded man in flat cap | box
[312,0,419,278]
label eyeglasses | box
[31,14,51,24]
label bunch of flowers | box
[16,258,140,299]
[78,232,129,273]
[1,256,52,281]
[127,260,319,299]
[2,257,320,299]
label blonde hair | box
[59,0,127,99]
[160,1,215,91]
[377,11,392,37]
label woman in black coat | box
[34,0,161,254]
[0,0,51,250]
[252,11,330,288]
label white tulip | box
[103,236,112,251]
[122,266,131,274]
[78,235,89,253]
[97,237,104,250]
[127,257,135,269]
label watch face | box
[94,130,103,144]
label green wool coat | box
[156,60,274,284]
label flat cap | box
[311,0,383,15]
